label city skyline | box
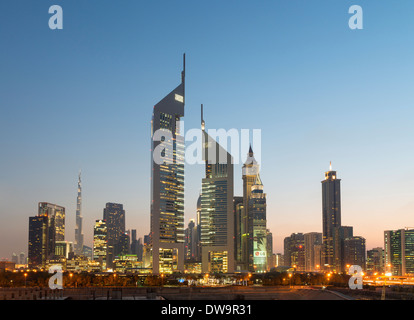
[2,1,414,260]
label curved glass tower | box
[150,55,185,274]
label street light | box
[24,273,27,287]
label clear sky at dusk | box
[1,0,414,259]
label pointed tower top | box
[201,104,205,131]
[329,161,332,171]
[249,144,253,154]
[181,53,186,84]
[254,172,263,186]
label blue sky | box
[1,0,414,258]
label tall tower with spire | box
[150,54,186,274]
[74,171,84,255]
[321,162,341,270]
[241,146,259,270]
[200,104,235,273]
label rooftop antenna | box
[201,104,205,131]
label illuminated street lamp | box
[24,273,27,287]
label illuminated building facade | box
[242,146,259,270]
[344,236,366,270]
[321,162,341,270]
[150,55,186,274]
[384,228,414,276]
[200,104,234,273]
[28,202,65,268]
[93,219,107,270]
[28,215,48,268]
[367,247,384,274]
[233,196,244,268]
[74,171,84,255]
[103,203,125,269]
[333,226,353,272]
[284,233,305,271]
[304,232,322,272]
[248,173,267,272]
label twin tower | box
[150,55,267,274]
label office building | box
[384,228,414,276]
[103,203,125,268]
[248,173,267,273]
[200,104,234,273]
[93,219,107,270]
[321,162,341,270]
[150,55,186,274]
[367,247,384,274]
[74,171,84,255]
[241,146,259,270]
[344,236,366,270]
[284,233,305,271]
[304,232,322,272]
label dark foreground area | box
[2,285,410,300]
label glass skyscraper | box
[200,105,234,273]
[150,55,185,274]
[103,203,125,269]
[321,162,341,271]
[385,228,414,276]
[93,219,107,270]
[248,173,267,273]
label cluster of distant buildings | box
[2,56,412,278]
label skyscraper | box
[284,233,305,271]
[304,232,322,272]
[367,247,384,274]
[103,203,125,269]
[248,173,267,272]
[28,215,47,268]
[93,219,107,270]
[184,220,196,261]
[344,236,366,270]
[74,172,84,256]
[241,146,259,270]
[233,196,244,268]
[200,104,234,273]
[333,226,353,272]
[150,55,186,275]
[321,162,341,271]
[266,230,273,272]
[384,228,414,276]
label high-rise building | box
[248,174,267,273]
[74,172,84,255]
[344,236,366,270]
[28,202,65,268]
[384,228,414,276]
[284,233,305,271]
[28,215,48,268]
[266,230,273,272]
[103,203,125,269]
[233,196,244,268]
[241,146,259,270]
[55,241,73,259]
[93,219,107,270]
[333,226,353,273]
[194,195,202,262]
[150,55,186,274]
[200,104,234,273]
[19,252,26,265]
[304,232,322,272]
[321,162,341,271]
[367,247,384,274]
[185,220,196,261]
